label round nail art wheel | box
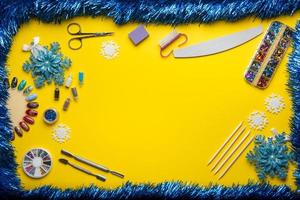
[43,108,58,124]
[22,148,52,178]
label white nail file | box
[173,25,263,58]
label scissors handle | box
[67,23,82,35]
[68,38,83,50]
[67,22,114,50]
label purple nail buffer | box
[129,25,149,45]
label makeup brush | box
[61,149,124,178]
[59,158,106,182]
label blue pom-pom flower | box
[22,41,71,88]
[246,133,295,181]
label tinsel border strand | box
[32,0,300,25]
[22,183,300,200]
[288,20,300,190]
[0,0,300,199]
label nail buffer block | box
[129,25,149,46]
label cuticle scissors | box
[67,23,113,50]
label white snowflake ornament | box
[248,111,268,130]
[52,124,71,143]
[100,41,119,59]
[265,94,285,114]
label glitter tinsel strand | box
[288,20,300,190]
[1,0,300,198]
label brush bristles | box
[61,149,73,157]
[159,30,180,48]
[59,158,68,164]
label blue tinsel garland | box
[1,0,300,199]
[288,20,300,191]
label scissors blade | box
[95,32,114,36]
[173,25,263,58]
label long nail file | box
[173,25,263,58]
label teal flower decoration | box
[22,42,71,88]
[246,133,295,181]
[23,61,32,72]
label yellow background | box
[7,13,299,190]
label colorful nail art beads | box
[245,21,294,89]
[22,148,52,178]
[43,108,58,124]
